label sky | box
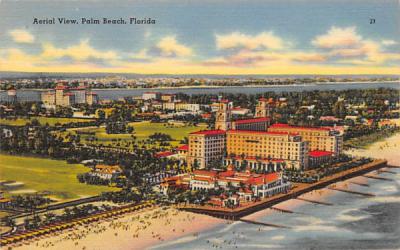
[0,0,399,75]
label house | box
[90,165,123,180]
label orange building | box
[268,123,343,157]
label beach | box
[347,132,400,166]
[10,207,223,250]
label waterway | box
[152,135,400,250]
[1,82,399,102]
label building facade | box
[268,123,343,156]
[187,130,226,169]
[226,130,309,170]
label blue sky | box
[0,0,399,74]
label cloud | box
[312,26,362,49]
[382,39,397,46]
[155,36,193,57]
[216,31,285,50]
[9,29,35,43]
[312,26,400,65]
[41,39,118,61]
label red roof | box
[220,99,230,103]
[177,144,189,151]
[155,151,174,158]
[193,170,218,178]
[191,130,226,136]
[247,172,279,185]
[218,170,236,178]
[270,123,331,131]
[234,117,270,124]
[227,130,297,136]
[309,150,333,158]
[233,156,284,162]
[55,85,68,90]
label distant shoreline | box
[3,80,398,92]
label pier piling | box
[328,187,375,197]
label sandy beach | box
[347,132,400,166]
[10,207,223,250]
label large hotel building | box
[187,98,342,171]
[42,83,98,107]
[226,130,309,170]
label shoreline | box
[4,80,399,92]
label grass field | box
[0,154,118,201]
[0,117,95,126]
[70,121,207,148]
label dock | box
[377,169,397,174]
[349,181,369,187]
[296,197,333,206]
[327,187,375,197]
[363,175,393,181]
[270,207,294,214]
[239,219,291,229]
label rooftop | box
[177,144,189,151]
[227,130,297,136]
[270,123,331,131]
[191,130,226,136]
[309,150,333,157]
[234,117,270,124]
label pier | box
[296,197,333,206]
[270,207,294,214]
[363,175,393,181]
[327,187,375,197]
[180,159,388,220]
[377,169,397,174]
[349,181,369,187]
[239,219,291,229]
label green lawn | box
[0,117,95,126]
[0,154,118,201]
[75,121,207,148]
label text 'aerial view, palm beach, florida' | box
[0,0,399,249]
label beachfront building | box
[268,123,343,156]
[226,130,309,170]
[309,150,333,168]
[187,130,226,169]
[181,166,291,206]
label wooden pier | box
[327,187,375,197]
[363,175,393,181]
[349,181,369,187]
[296,197,333,206]
[270,207,294,214]
[239,219,291,229]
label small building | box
[309,150,333,168]
[90,165,123,180]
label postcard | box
[0,0,399,249]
